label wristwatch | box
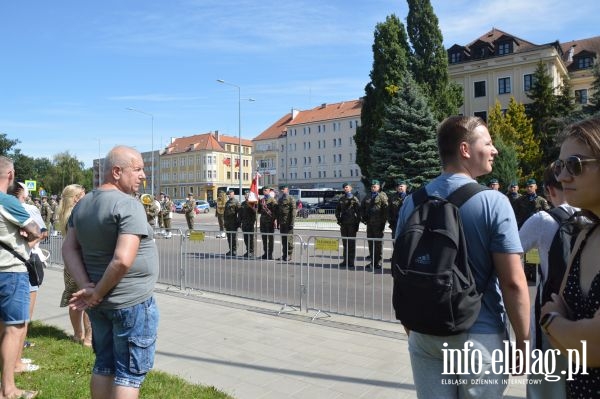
[540,311,561,334]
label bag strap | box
[446,182,489,208]
[0,240,28,264]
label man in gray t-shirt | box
[63,145,159,398]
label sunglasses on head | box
[552,155,600,179]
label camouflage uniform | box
[361,187,388,269]
[40,197,53,232]
[514,194,550,228]
[162,197,174,230]
[144,201,160,227]
[277,189,296,261]
[49,197,59,234]
[335,191,361,268]
[183,196,195,230]
[258,190,277,259]
[388,191,407,239]
[239,198,257,257]
[215,191,227,238]
[223,194,241,256]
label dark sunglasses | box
[552,155,600,178]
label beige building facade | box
[253,100,363,190]
[159,131,253,201]
[447,28,600,120]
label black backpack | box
[534,206,579,348]
[391,182,488,336]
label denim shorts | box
[88,296,159,388]
[0,272,30,325]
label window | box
[575,89,588,104]
[450,52,461,63]
[498,77,511,94]
[497,42,511,55]
[474,111,487,122]
[474,81,486,98]
[524,74,535,91]
[577,57,593,69]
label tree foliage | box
[588,62,600,113]
[370,75,440,189]
[355,14,411,190]
[481,135,519,190]
[556,74,576,117]
[488,98,541,179]
[406,0,462,120]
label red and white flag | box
[247,172,261,204]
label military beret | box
[243,189,250,194]
[526,178,537,185]
[342,182,352,188]
[187,192,194,196]
[262,185,271,190]
[488,178,499,185]
[510,181,518,187]
[396,180,407,186]
[279,184,288,190]
[371,179,380,186]
[160,192,166,195]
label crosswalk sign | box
[24,180,36,191]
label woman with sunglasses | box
[541,117,600,398]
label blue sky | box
[1,0,598,168]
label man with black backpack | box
[519,165,578,398]
[392,116,530,398]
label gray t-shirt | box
[70,189,158,309]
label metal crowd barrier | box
[39,229,399,323]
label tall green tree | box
[488,99,541,178]
[406,0,462,120]
[0,133,19,156]
[587,62,600,114]
[481,135,519,190]
[355,14,411,190]
[556,74,576,117]
[370,75,440,189]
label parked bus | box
[288,188,344,205]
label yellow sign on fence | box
[315,237,339,252]
[189,231,205,241]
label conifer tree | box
[406,0,462,121]
[587,62,600,114]
[482,135,519,190]
[556,74,576,117]
[355,15,410,189]
[370,75,440,189]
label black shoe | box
[225,251,232,256]
[374,264,382,270]
[243,253,249,258]
[261,254,268,260]
[338,262,347,269]
[365,264,371,269]
[277,256,288,262]
[365,255,372,260]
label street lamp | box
[217,79,255,202]
[126,107,154,196]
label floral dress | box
[562,226,600,398]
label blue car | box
[195,200,210,213]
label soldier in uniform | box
[388,180,408,239]
[162,195,174,238]
[223,190,240,256]
[143,196,159,227]
[507,180,521,213]
[488,178,500,191]
[514,178,550,228]
[49,195,59,235]
[239,191,257,258]
[157,193,166,229]
[335,182,360,268]
[360,179,388,270]
[277,184,296,261]
[40,195,53,232]
[182,192,196,231]
[258,186,277,260]
[215,190,227,238]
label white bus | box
[288,188,343,205]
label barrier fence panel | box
[180,230,304,310]
[41,235,64,265]
[153,228,185,288]
[304,235,396,322]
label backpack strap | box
[411,187,428,207]
[0,240,28,264]
[446,182,489,208]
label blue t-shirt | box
[396,173,523,334]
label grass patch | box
[17,322,233,399]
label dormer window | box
[450,52,462,63]
[497,42,512,55]
[577,56,593,69]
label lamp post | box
[126,107,154,196]
[217,79,254,202]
